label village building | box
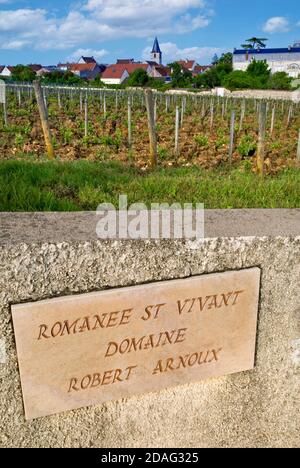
[101,63,151,85]
[177,60,197,72]
[77,56,97,65]
[117,59,135,64]
[69,62,104,80]
[28,64,43,73]
[124,63,152,75]
[147,63,171,82]
[192,65,212,76]
[54,39,198,85]
[151,37,162,65]
[0,66,14,77]
[36,66,61,76]
[101,39,202,85]
[175,61,211,76]
[233,42,300,77]
[57,63,73,72]
[101,65,130,85]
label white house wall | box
[233,53,300,77]
[101,78,122,85]
[102,71,129,85]
[0,67,11,77]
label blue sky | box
[0,0,300,66]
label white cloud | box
[67,48,108,62]
[1,40,30,50]
[174,13,211,34]
[143,42,222,64]
[263,17,290,34]
[0,1,213,51]
[0,9,50,32]
[84,0,206,18]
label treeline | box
[197,54,294,91]
[3,56,298,91]
[2,65,101,87]
[127,55,296,91]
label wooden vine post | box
[181,98,184,127]
[84,94,88,138]
[80,92,83,113]
[103,94,107,118]
[270,105,276,134]
[257,102,267,177]
[175,106,180,157]
[0,80,7,126]
[17,89,21,107]
[144,89,157,168]
[297,129,300,166]
[210,100,214,129]
[33,80,54,160]
[229,110,235,165]
[127,96,132,149]
[287,105,292,128]
[239,99,246,132]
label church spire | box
[151,37,162,65]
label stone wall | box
[0,211,299,448]
[167,88,300,101]
[228,89,300,101]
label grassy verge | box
[0,160,299,211]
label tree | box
[168,62,193,88]
[194,58,232,89]
[211,54,219,65]
[91,75,105,87]
[169,62,182,83]
[147,77,168,90]
[194,68,220,88]
[215,52,233,66]
[126,68,149,87]
[11,65,36,82]
[42,70,83,85]
[247,59,270,81]
[241,37,268,50]
[243,37,268,49]
[222,70,257,90]
[267,72,292,90]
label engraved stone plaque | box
[12,268,260,420]
[0,80,5,104]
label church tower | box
[151,37,162,65]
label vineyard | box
[0,84,300,174]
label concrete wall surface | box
[0,210,299,448]
[228,89,300,101]
[167,88,300,101]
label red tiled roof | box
[28,64,42,72]
[177,60,196,70]
[57,63,73,68]
[101,64,129,79]
[195,65,211,71]
[0,66,14,73]
[102,63,149,79]
[70,63,98,72]
[124,63,149,73]
[193,65,212,75]
[117,59,134,64]
[154,65,171,77]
